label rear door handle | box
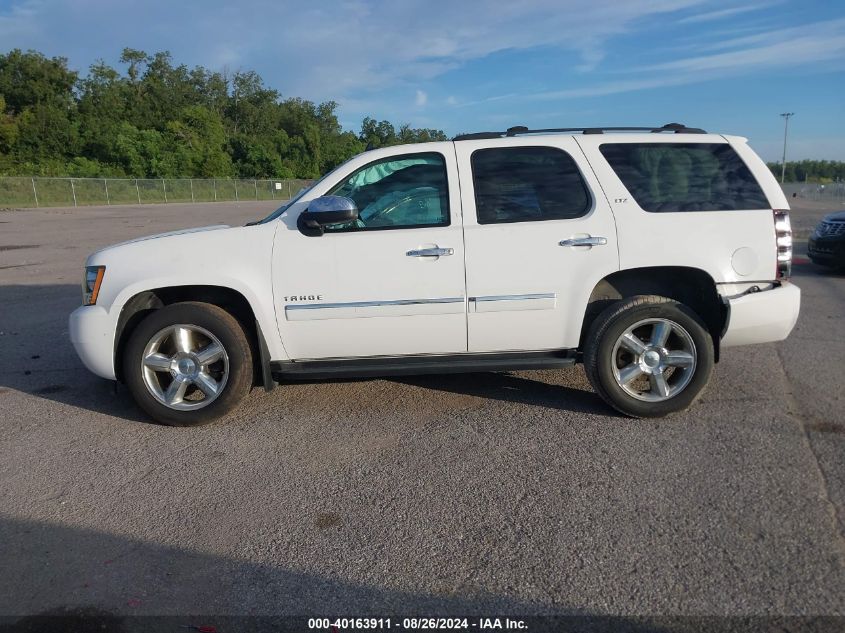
[407,247,454,257]
[559,236,607,247]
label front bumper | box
[721,282,801,348]
[69,305,117,380]
[807,235,845,266]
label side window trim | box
[469,145,593,225]
[322,151,452,233]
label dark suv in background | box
[808,210,845,269]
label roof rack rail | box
[452,122,706,141]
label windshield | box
[255,154,362,224]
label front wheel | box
[123,302,254,426]
[584,295,714,418]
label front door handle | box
[559,236,608,247]
[407,247,454,257]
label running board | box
[271,350,577,381]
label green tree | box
[230,133,285,178]
[120,48,149,84]
[0,96,19,153]
[0,49,77,113]
[14,102,79,161]
[227,70,280,137]
[110,123,167,177]
[768,160,845,183]
[360,117,397,149]
[76,60,131,170]
[166,105,233,177]
[0,47,450,179]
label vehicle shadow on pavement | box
[391,372,612,416]
[0,515,660,629]
[793,263,845,279]
[1,518,834,633]
[0,283,151,423]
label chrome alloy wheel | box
[140,324,229,411]
[610,318,697,402]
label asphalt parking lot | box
[0,200,843,623]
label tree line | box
[766,160,845,184]
[0,48,448,179]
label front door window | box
[325,153,450,231]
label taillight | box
[773,209,792,279]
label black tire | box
[123,302,253,426]
[583,295,714,418]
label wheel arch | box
[114,284,268,384]
[579,266,726,361]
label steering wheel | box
[364,188,439,227]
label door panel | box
[455,138,620,353]
[272,143,468,360]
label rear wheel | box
[123,302,253,426]
[584,295,714,418]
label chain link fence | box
[4,176,843,210]
[781,181,845,204]
[0,177,315,209]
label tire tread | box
[123,301,253,426]
[583,295,713,418]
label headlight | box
[83,266,106,305]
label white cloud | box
[458,75,693,107]
[461,17,845,106]
[0,0,708,100]
[640,18,845,73]
[676,3,767,24]
[415,89,428,107]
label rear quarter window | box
[599,143,769,212]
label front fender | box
[87,223,289,362]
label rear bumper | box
[721,282,800,348]
[69,305,117,380]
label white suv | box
[69,123,801,425]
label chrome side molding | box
[471,293,556,303]
[285,293,558,319]
[285,297,465,321]
[468,293,557,313]
[287,297,465,311]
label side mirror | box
[297,195,359,236]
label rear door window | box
[599,143,769,212]
[470,146,591,224]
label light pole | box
[780,112,794,184]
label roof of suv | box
[453,122,708,141]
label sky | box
[1,0,844,162]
